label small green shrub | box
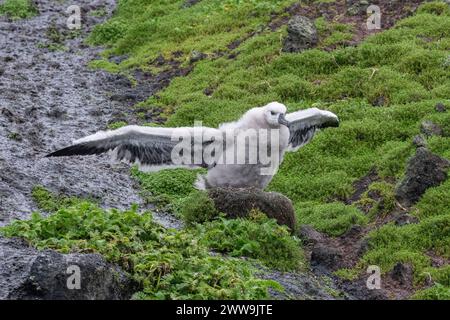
[0,196,278,299]
[296,202,368,237]
[0,0,37,19]
[132,167,204,201]
[414,180,450,219]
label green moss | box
[89,8,108,17]
[411,284,450,300]
[357,214,450,276]
[296,202,368,237]
[334,268,360,281]
[0,0,37,19]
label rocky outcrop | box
[0,237,138,300]
[207,188,296,231]
[420,120,444,137]
[298,225,325,245]
[182,0,202,8]
[282,15,318,53]
[395,147,449,207]
[435,102,447,113]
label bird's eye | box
[270,111,276,116]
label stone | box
[207,188,296,231]
[346,0,370,16]
[310,244,343,272]
[0,237,138,300]
[282,16,318,53]
[395,147,450,207]
[435,102,447,113]
[412,135,427,148]
[393,212,419,226]
[420,120,443,137]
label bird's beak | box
[278,114,290,127]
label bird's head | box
[263,102,289,127]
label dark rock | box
[390,262,413,286]
[282,16,318,53]
[412,135,427,148]
[0,237,138,300]
[393,212,419,226]
[421,120,443,137]
[435,102,446,113]
[310,244,343,273]
[181,0,202,8]
[298,225,324,245]
[342,225,363,239]
[395,147,450,207]
[339,277,388,300]
[110,92,138,103]
[207,188,296,231]
[346,0,370,16]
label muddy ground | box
[0,0,331,300]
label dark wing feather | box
[286,108,339,150]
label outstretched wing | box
[286,108,339,151]
[46,125,224,170]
